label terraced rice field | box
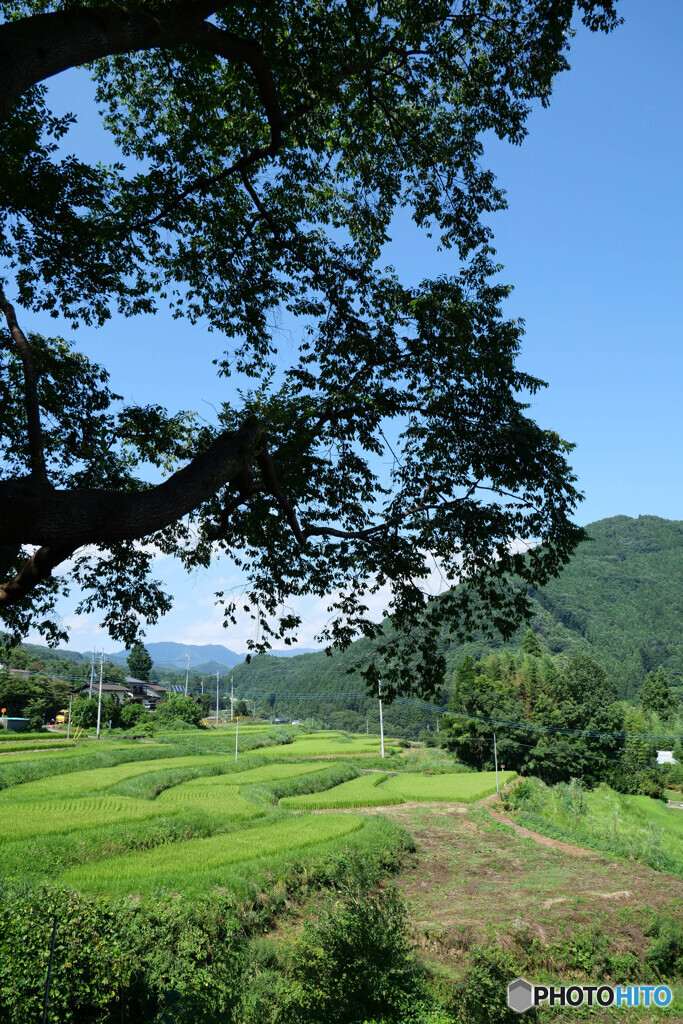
[281,772,401,809]
[62,813,367,894]
[0,794,186,841]
[0,760,347,844]
[0,729,511,899]
[281,769,516,808]
[259,734,394,756]
[0,753,230,800]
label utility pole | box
[96,652,104,739]
[200,678,204,695]
[235,715,239,761]
[88,649,95,698]
[436,716,440,734]
[183,653,190,697]
[215,671,220,725]
[378,681,385,759]
[252,699,257,718]
[493,732,499,795]
[366,716,369,735]
[66,693,73,740]
[230,676,234,721]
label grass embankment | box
[282,770,516,809]
[504,778,683,878]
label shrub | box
[646,915,683,979]
[448,944,527,1024]
[155,693,203,728]
[0,887,248,1024]
[240,880,425,1024]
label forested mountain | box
[230,516,683,712]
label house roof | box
[77,681,128,694]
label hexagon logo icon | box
[508,977,534,1013]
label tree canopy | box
[0,0,620,698]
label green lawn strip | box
[0,752,245,801]
[280,772,399,809]
[61,814,367,895]
[382,769,517,802]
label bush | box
[268,728,294,745]
[119,702,150,729]
[0,887,248,1024]
[155,693,203,728]
[239,876,425,1024]
[646,915,683,979]
[448,944,528,1024]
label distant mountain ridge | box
[107,641,318,672]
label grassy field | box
[281,772,400,809]
[505,778,683,878]
[373,800,683,1021]
[62,813,368,894]
[281,769,516,808]
[630,794,683,837]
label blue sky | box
[17,0,683,653]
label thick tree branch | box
[0,289,47,483]
[0,545,75,607]
[0,417,262,549]
[0,1,283,150]
[0,545,21,578]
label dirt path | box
[485,807,598,857]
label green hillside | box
[232,515,683,710]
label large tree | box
[127,640,153,681]
[0,1,619,698]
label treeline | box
[442,631,683,797]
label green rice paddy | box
[281,772,399,809]
[258,733,395,757]
[281,769,516,808]
[0,728,512,897]
[62,813,366,894]
[0,794,182,841]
